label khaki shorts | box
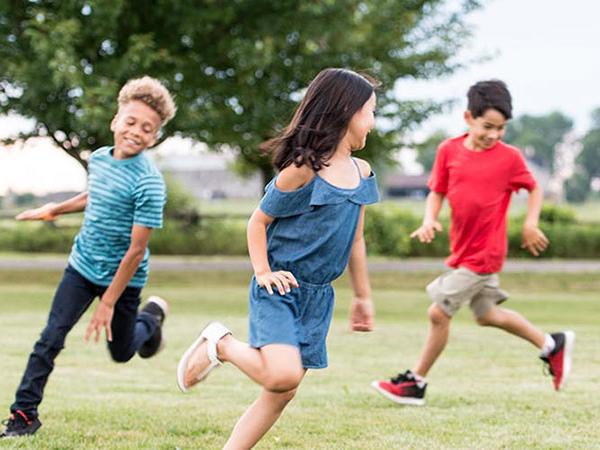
[426,267,509,318]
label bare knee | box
[263,371,303,393]
[275,387,297,405]
[476,307,502,327]
[428,304,450,327]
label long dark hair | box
[262,68,377,171]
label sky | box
[1,0,599,194]
[397,0,600,136]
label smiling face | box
[463,108,507,151]
[344,92,377,151]
[111,100,162,159]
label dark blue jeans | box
[11,265,158,418]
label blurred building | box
[152,137,263,200]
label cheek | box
[358,115,373,135]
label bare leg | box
[219,338,304,391]
[183,337,306,448]
[477,305,545,348]
[224,381,303,450]
[184,335,303,391]
[219,344,305,449]
[412,303,451,377]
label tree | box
[504,112,573,173]
[564,171,591,203]
[0,0,481,183]
[414,129,448,172]
[564,107,600,203]
[576,108,600,179]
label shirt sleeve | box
[508,151,537,192]
[428,144,449,194]
[133,173,167,228]
[259,177,314,218]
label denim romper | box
[248,162,379,368]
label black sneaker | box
[138,296,169,359]
[0,410,42,438]
[371,370,427,406]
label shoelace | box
[390,373,411,384]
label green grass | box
[1,269,599,449]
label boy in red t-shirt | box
[372,80,575,406]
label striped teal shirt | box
[68,146,166,288]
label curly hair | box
[118,76,177,125]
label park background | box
[1,0,599,449]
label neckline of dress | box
[315,173,363,191]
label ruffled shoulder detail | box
[259,176,316,218]
[349,173,379,205]
[309,173,380,206]
[260,172,380,217]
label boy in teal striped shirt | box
[1,76,176,438]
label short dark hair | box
[467,79,512,120]
[261,68,377,172]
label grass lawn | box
[0,269,598,449]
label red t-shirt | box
[428,134,536,274]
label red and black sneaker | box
[371,370,427,406]
[0,410,42,438]
[540,331,575,391]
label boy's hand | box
[84,301,114,343]
[15,202,58,221]
[256,270,299,295]
[350,297,374,332]
[521,224,549,256]
[410,220,443,243]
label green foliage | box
[162,176,200,225]
[504,111,573,172]
[512,203,577,225]
[4,203,598,258]
[565,171,592,203]
[565,107,600,202]
[150,219,248,255]
[364,205,419,257]
[414,129,449,172]
[575,107,600,179]
[0,1,481,178]
[0,221,74,252]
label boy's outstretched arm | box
[521,185,549,256]
[84,224,152,343]
[15,191,88,221]
[410,191,445,243]
[348,206,374,332]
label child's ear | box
[110,115,117,131]
[463,110,474,124]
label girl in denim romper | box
[177,68,379,449]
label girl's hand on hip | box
[256,270,299,295]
